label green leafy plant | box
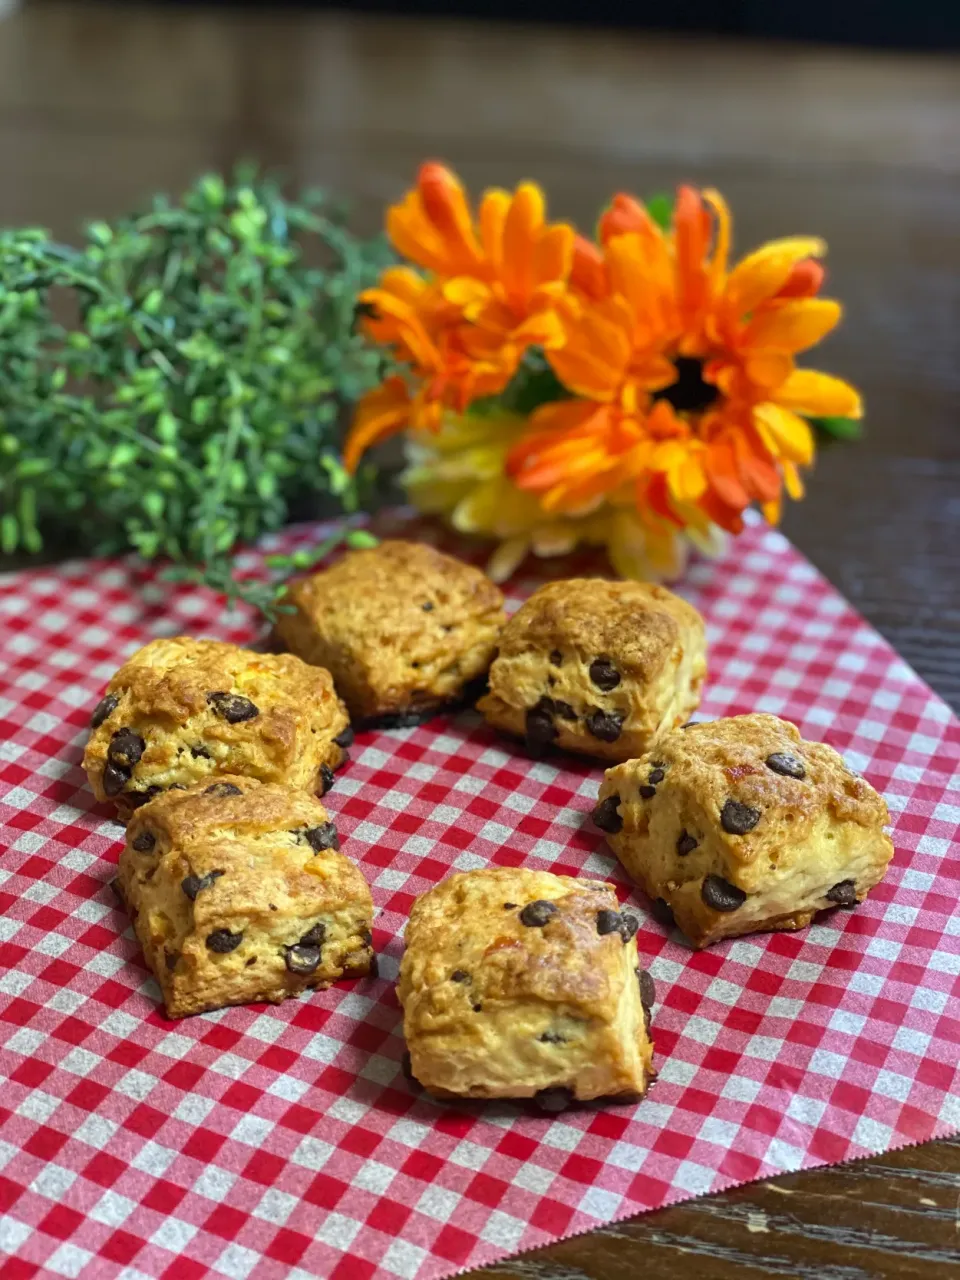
[0,169,391,614]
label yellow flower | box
[402,412,726,582]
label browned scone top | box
[83,637,349,817]
[117,776,374,1018]
[477,578,706,762]
[595,713,893,948]
[274,539,505,724]
[398,867,655,1109]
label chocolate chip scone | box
[477,579,706,763]
[273,540,505,726]
[594,714,893,948]
[398,867,655,1110]
[84,638,350,817]
[116,776,374,1017]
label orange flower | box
[344,163,575,470]
[507,185,862,532]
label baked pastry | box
[477,579,706,763]
[116,776,374,1017]
[594,713,893,948]
[273,539,505,726]
[398,867,655,1109]
[84,637,350,817]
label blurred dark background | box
[151,0,960,50]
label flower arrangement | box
[344,163,862,582]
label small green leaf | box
[806,415,863,441]
[646,193,673,231]
[345,529,378,549]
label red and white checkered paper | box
[1,512,959,1280]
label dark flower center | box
[652,356,719,414]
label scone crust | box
[398,867,655,1104]
[83,637,350,815]
[597,713,893,948]
[117,776,374,1017]
[274,540,505,722]
[477,578,706,762]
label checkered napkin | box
[1,513,959,1280]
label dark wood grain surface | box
[3,4,959,1276]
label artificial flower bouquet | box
[344,163,862,583]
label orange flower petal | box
[478,188,510,270]
[723,238,826,317]
[343,377,412,471]
[417,161,484,272]
[599,193,649,243]
[776,259,825,299]
[773,369,863,419]
[742,299,842,353]
[501,182,546,308]
[532,223,574,290]
[704,439,750,510]
[752,403,815,466]
[674,185,712,324]
[570,235,608,299]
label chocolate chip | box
[525,702,558,754]
[368,952,380,978]
[165,950,179,972]
[651,897,675,928]
[300,923,326,948]
[421,601,434,611]
[826,879,858,908]
[589,657,621,691]
[638,969,656,1013]
[207,692,259,724]
[334,725,355,749]
[677,830,698,856]
[534,1086,574,1113]
[766,752,806,780]
[592,794,623,833]
[204,781,243,797]
[131,830,156,853]
[720,799,761,835]
[301,822,339,853]
[648,767,665,784]
[596,909,623,937]
[206,929,243,953]
[450,969,471,983]
[125,785,162,809]
[503,902,517,910]
[638,784,657,800]
[586,709,624,743]
[108,728,145,769]
[190,744,212,759]
[621,913,639,941]
[319,764,335,796]
[90,693,119,729]
[538,1031,567,1044]
[549,649,563,666]
[701,874,747,912]
[102,762,130,797]
[472,1002,483,1012]
[285,945,321,975]
[519,900,558,928]
[181,870,224,901]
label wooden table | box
[2,4,959,1276]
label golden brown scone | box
[116,776,374,1017]
[273,540,505,725]
[477,579,706,763]
[594,713,893,949]
[398,868,655,1110]
[84,638,350,817]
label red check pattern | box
[1,512,959,1280]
